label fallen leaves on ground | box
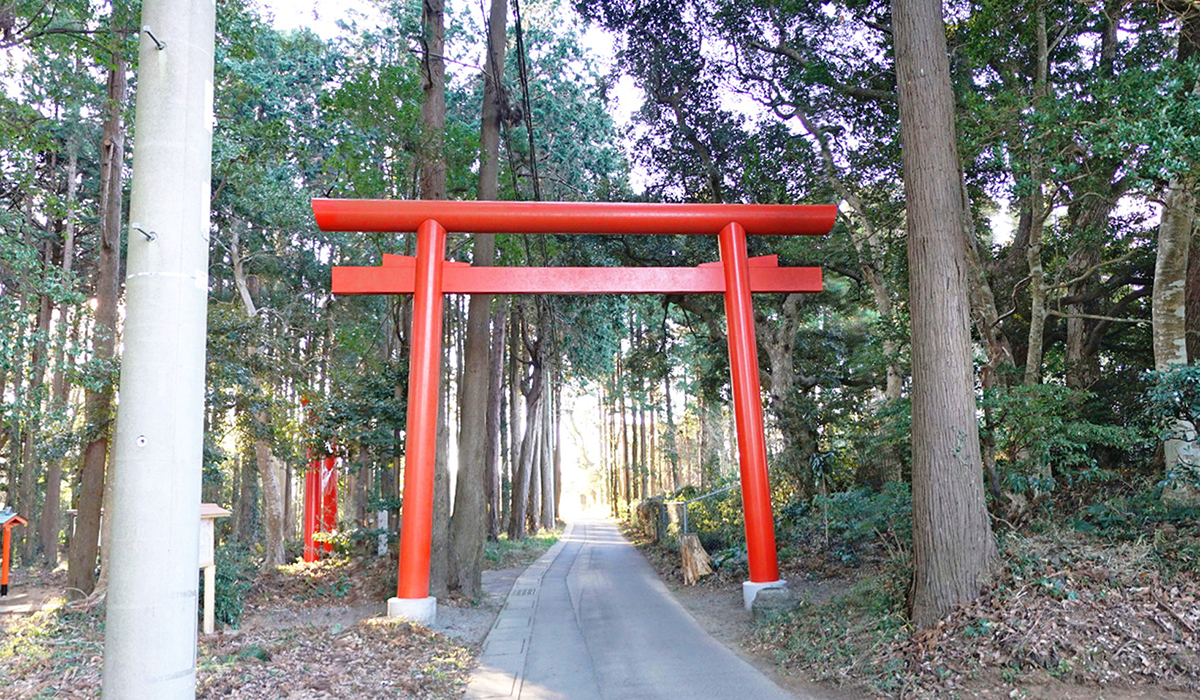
[1,600,475,699]
[752,530,1200,699]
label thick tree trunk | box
[1154,182,1195,370]
[42,149,76,565]
[1023,0,1051,387]
[1155,180,1197,497]
[67,54,126,597]
[449,0,507,594]
[893,0,997,627]
[430,368,452,596]
[1187,234,1200,363]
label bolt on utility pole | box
[103,1,215,698]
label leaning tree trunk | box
[893,0,997,627]
[68,52,126,597]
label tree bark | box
[449,0,507,595]
[67,52,126,597]
[1154,182,1195,370]
[540,373,556,529]
[485,304,507,540]
[1155,181,1196,497]
[893,0,997,627]
[42,148,79,566]
[231,223,286,568]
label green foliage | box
[778,483,912,568]
[1146,364,1200,491]
[206,542,257,629]
[981,384,1139,495]
[671,483,745,556]
[483,531,560,570]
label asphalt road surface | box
[465,518,811,700]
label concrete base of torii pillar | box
[388,596,437,625]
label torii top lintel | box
[312,199,837,236]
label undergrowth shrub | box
[778,482,911,568]
[753,556,910,692]
[207,542,256,628]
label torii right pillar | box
[719,222,785,608]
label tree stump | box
[680,533,713,585]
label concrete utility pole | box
[103,0,215,697]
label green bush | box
[778,482,911,567]
[1146,363,1200,489]
[204,541,256,629]
[981,383,1137,495]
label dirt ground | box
[0,561,519,699]
[627,527,1200,700]
[6,531,1200,700]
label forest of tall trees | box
[0,0,1197,663]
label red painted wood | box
[332,264,822,295]
[396,219,447,600]
[303,468,318,563]
[313,199,836,236]
[720,222,780,584]
[320,456,338,554]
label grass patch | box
[483,530,560,570]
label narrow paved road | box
[466,518,810,700]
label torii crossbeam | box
[315,199,836,621]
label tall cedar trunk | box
[619,366,631,507]
[893,0,997,627]
[552,379,562,519]
[420,0,450,593]
[232,223,286,567]
[43,148,78,565]
[430,359,452,596]
[67,53,125,596]
[540,374,556,529]
[485,305,507,540]
[450,0,507,594]
[527,396,542,533]
[20,242,53,562]
[699,396,721,488]
[506,309,525,536]
[1023,0,1051,386]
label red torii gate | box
[315,199,835,622]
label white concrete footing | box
[742,580,787,610]
[388,596,437,625]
